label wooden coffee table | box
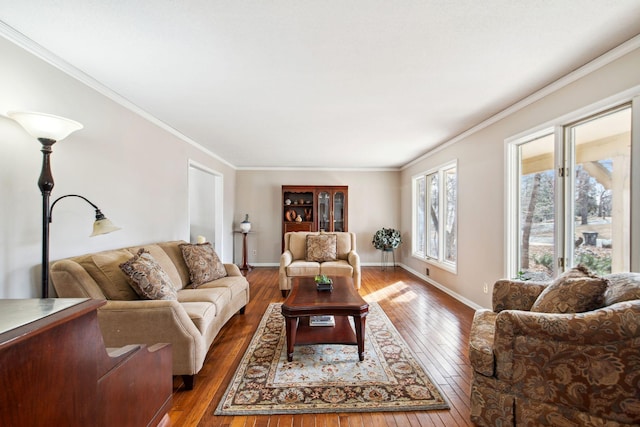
[281,276,369,362]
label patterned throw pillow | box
[179,242,227,287]
[119,249,177,300]
[531,266,608,313]
[306,234,337,262]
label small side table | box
[234,231,254,273]
[380,247,396,270]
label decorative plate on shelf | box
[285,209,297,222]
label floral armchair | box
[469,268,640,426]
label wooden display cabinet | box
[282,185,348,249]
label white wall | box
[234,170,400,266]
[0,36,237,298]
[400,45,640,309]
[2,31,638,310]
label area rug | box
[215,302,449,415]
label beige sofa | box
[50,240,250,390]
[469,270,640,426]
[279,231,361,296]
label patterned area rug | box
[215,302,449,415]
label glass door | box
[565,106,631,274]
[516,133,556,280]
[318,191,330,231]
[333,191,345,231]
[511,104,632,279]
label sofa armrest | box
[492,279,547,312]
[224,263,242,277]
[97,300,202,348]
[97,300,207,376]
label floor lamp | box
[9,111,121,298]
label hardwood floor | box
[168,267,476,427]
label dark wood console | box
[0,298,172,427]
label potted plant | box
[372,228,402,250]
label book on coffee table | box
[309,315,335,327]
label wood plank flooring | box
[168,267,476,427]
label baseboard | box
[242,262,482,311]
[397,263,483,310]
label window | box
[413,161,457,271]
[508,103,634,279]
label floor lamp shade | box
[7,111,83,141]
[91,216,122,236]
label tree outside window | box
[413,161,457,271]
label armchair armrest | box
[348,250,361,289]
[278,250,294,292]
[279,250,293,268]
[492,279,547,312]
[347,250,360,267]
[469,309,498,376]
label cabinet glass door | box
[333,191,345,231]
[318,192,330,231]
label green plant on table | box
[315,274,330,284]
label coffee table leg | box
[285,316,298,362]
[353,314,366,361]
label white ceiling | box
[1,1,640,169]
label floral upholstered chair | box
[469,266,640,426]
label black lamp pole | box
[38,137,56,299]
[37,139,115,298]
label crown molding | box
[0,20,236,170]
[236,165,400,172]
[402,33,640,170]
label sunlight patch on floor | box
[364,280,417,304]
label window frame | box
[412,160,458,273]
[506,94,640,279]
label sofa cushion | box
[196,275,250,300]
[180,301,218,334]
[78,249,140,300]
[119,249,178,300]
[604,272,640,306]
[306,234,337,262]
[335,233,353,260]
[157,241,191,289]
[178,286,230,305]
[531,266,607,313]
[286,260,320,277]
[180,242,227,287]
[320,260,354,277]
[288,232,309,261]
